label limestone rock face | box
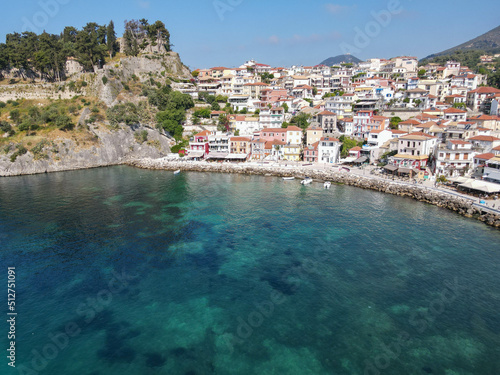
[0,126,171,176]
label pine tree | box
[106,21,117,59]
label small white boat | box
[324,181,331,189]
[301,177,313,185]
[283,177,295,181]
[173,170,181,175]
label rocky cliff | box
[0,125,171,176]
[0,52,192,104]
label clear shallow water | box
[1,166,500,375]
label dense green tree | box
[74,23,107,71]
[9,109,21,124]
[488,71,500,89]
[217,113,229,132]
[290,113,311,130]
[106,21,118,59]
[389,116,402,129]
[339,135,360,158]
[193,108,211,118]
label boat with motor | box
[301,177,313,185]
[173,170,181,175]
[324,181,331,189]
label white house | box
[367,129,393,147]
[285,126,303,145]
[318,136,340,164]
[434,140,473,177]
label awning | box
[225,153,248,160]
[384,164,398,172]
[206,152,228,159]
[398,167,414,174]
[459,181,500,193]
[354,156,368,163]
[186,151,204,158]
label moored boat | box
[324,181,331,189]
[173,170,181,175]
[301,177,313,185]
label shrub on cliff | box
[55,115,74,131]
[0,120,12,133]
[10,144,27,162]
[106,102,140,127]
[134,130,148,144]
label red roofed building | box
[315,110,338,135]
[188,130,211,159]
[349,146,362,159]
[291,84,315,100]
[467,135,500,152]
[467,87,500,112]
[243,82,270,99]
[434,140,473,176]
[303,141,319,163]
[398,119,421,133]
[443,107,467,122]
[318,136,340,164]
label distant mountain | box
[319,54,361,66]
[424,25,500,59]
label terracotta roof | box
[444,108,466,114]
[449,140,470,145]
[474,153,495,160]
[194,130,211,137]
[317,110,336,116]
[349,146,362,151]
[390,129,407,134]
[261,128,286,132]
[468,136,500,142]
[286,126,303,131]
[471,115,498,121]
[400,132,436,140]
[415,121,437,128]
[493,145,500,151]
[399,119,421,125]
[295,85,313,90]
[320,136,340,142]
[230,137,251,142]
[468,87,500,94]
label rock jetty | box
[129,158,500,229]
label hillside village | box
[1,22,500,193]
[173,56,500,191]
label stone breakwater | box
[129,158,500,229]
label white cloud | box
[324,3,351,15]
[268,35,280,45]
[138,1,150,9]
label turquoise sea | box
[1,166,500,375]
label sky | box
[1,0,499,70]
